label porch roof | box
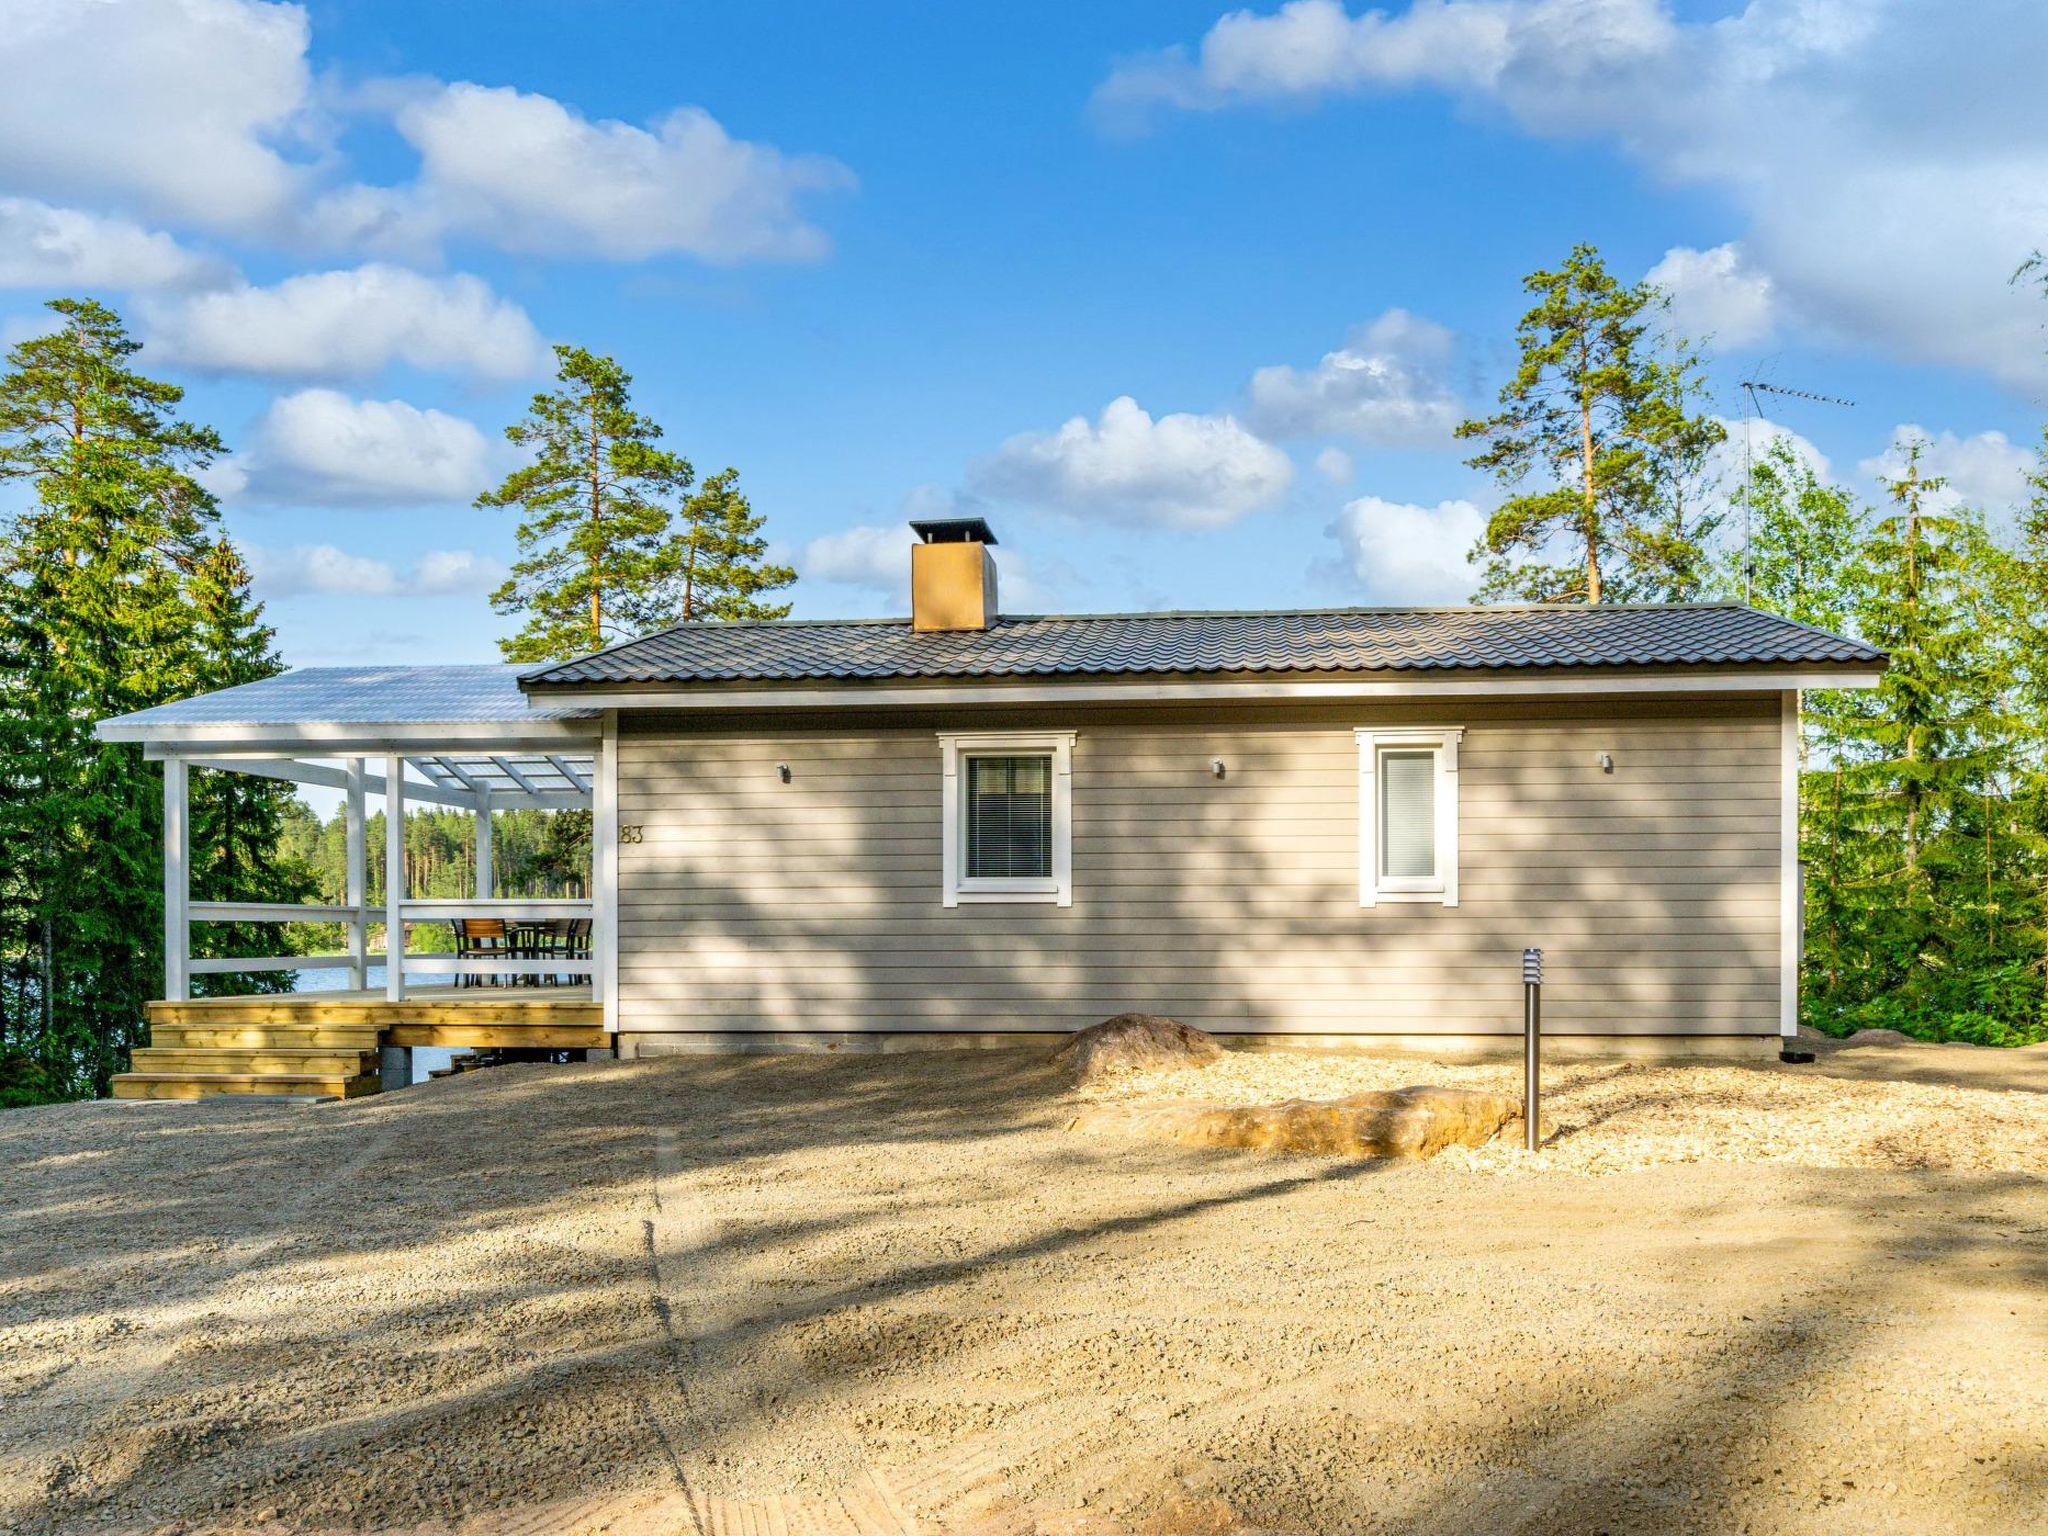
[96,663,593,741]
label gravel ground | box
[1,1041,2043,1535]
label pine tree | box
[1458,244,1725,603]
[482,346,695,663]
[0,299,226,1095]
[662,467,796,622]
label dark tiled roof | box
[521,605,1883,689]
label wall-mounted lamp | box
[1211,758,1227,780]
[1597,753,1614,775]
[777,763,792,783]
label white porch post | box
[344,757,367,991]
[384,753,406,1003]
[474,785,493,899]
[163,756,189,1001]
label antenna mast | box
[1736,377,1855,604]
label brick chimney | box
[909,517,999,632]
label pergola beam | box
[183,753,595,811]
[545,754,592,793]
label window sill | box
[953,887,1065,905]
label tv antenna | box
[1736,374,1855,603]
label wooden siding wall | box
[616,695,1783,1040]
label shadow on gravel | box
[4,1050,2044,1535]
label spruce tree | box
[1724,440,1869,1006]
[183,539,316,996]
[482,346,694,662]
[0,299,226,1094]
[1832,441,2016,1027]
[1457,244,1725,603]
[662,467,796,622]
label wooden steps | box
[130,1045,378,1076]
[148,1022,383,1050]
[116,990,607,1100]
[111,1070,379,1100]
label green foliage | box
[185,541,318,995]
[1725,432,2048,1048]
[0,298,295,1096]
[485,347,799,660]
[660,467,796,622]
[483,345,694,663]
[1458,244,1725,604]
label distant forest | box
[266,800,592,954]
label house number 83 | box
[619,824,644,844]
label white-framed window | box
[1355,727,1464,908]
[939,731,1075,907]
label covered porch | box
[94,667,618,1098]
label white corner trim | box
[596,709,620,1035]
[938,730,1075,908]
[1355,727,1464,910]
[1780,690,1800,1039]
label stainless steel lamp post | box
[1522,947,1543,1152]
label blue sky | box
[3,0,2042,667]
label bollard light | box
[1522,947,1543,1152]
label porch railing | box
[177,898,596,994]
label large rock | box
[1052,1013,1224,1086]
[1078,1085,1525,1160]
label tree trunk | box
[587,393,603,648]
[1579,334,1602,605]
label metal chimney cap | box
[909,516,998,546]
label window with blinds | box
[1379,748,1437,881]
[965,754,1053,879]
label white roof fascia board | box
[112,719,600,751]
[529,667,1883,712]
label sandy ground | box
[1,1041,2044,1536]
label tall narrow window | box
[1355,728,1462,907]
[1379,749,1437,882]
[940,731,1075,905]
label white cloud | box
[1858,426,2038,519]
[969,396,1294,528]
[248,543,400,598]
[336,83,855,264]
[1713,413,1832,486]
[0,198,232,291]
[145,264,547,380]
[413,548,510,594]
[0,4,849,270]
[1326,495,1485,603]
[247,542,505,599]
[1097,0,2048,390]
[801,522,914,601]
[1647,243,1777,348]
[0,0,314,235]
[227,389,501,506]
[1244,308,1460,445]
[1315,446,1355,483]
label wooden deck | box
[116,987,607,1099]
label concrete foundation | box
[616,1031,1782,1064]
[379,1044,413,1089]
